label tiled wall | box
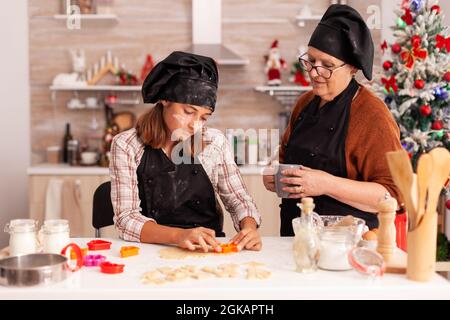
[29,0,381,164]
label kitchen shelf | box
[50,85,141,92]
[255,85,312,109]
[295,15,322,27]
[53,14,118,21]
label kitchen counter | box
[27,164,266,176]
[1,237,449,300]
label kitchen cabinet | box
[28,172,110,237]
[28,165,281,238]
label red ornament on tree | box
[414,79,425,89]
[444,72,450,82]
[392,44,402,54]
[419,105,432,117]
[431,5,441,14]
[411,35,422,48]
[432,120,444,130]
[383,61,393,70]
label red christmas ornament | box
[414,79,425,89]
[444,72,450,82]
[383,61,393,70]
[411,35,422,48]
[431,5,441,14]
[419,105,432,117]
[392,44,402,54]
[432,120,444,130]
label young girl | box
[110,51,262,252]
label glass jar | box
[40,219,70,254]
[318,227,354,271]
[4,219,38,256]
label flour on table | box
[158,247,212,260]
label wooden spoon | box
[415,153,433,229]
[386,150,416,231]
[423,148,450,222]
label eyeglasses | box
[298,54,346,79]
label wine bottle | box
[62,123,73,163]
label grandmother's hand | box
[280,165,334,199]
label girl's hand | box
[231,217,262,251]
[175,227,222,252]
[262,166,276,192]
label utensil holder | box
[406,211,437,282]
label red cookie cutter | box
[120,246,139,258]
[87,239,112,251]
[100,261,125,274]
[83,254,106,267]
[61,243,83,272]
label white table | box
[1,237,449,300]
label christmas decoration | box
[444,72,450,82]
[431,5,441,14]
[383,61,393,70]
[381,41,388,53]
[264,40,287,86]
[140,54,154,82]
[116,69,139,86]
[289,61,310,86]
[400,35,427,69]
[392,43,402,54]
[86,51,120,86]
[419,104,432,117]
[376,1,450,164]
[401,8,413,25]
[432,120,444,130]
[410,0,424,12]
[436,34,450,52]
[382,75,398,94]
[414,79,425,89]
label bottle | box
[293,197,320,273]
[62,123,73,163]
[67,139,79,166]
[247,136,258,165]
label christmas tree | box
[377,0,450,165]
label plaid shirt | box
[110,128,261,242]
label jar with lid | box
[318,227,354,271]
[292,197,320,273]
[4,219,38,256]
[40,219,70,254]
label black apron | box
[280,79,378,236]
[137,145,224,237]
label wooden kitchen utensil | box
[407,148,450,282]
[386,150,416,230]
[425,148,450,223]
[416,153,433,227]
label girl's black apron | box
[137,146,224,237]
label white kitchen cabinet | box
[28,165,281,238]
